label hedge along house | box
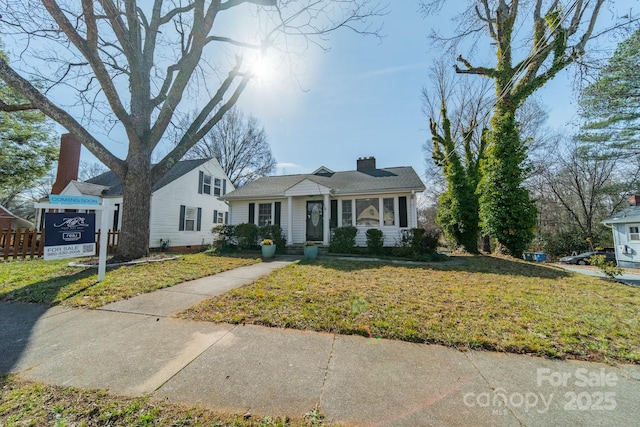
[221,157,426,247]
[35,134,233,251]
[602,194,640,268]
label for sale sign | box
[44,213,96,260]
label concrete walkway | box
[2,258,640,426]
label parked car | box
[559,251,616,265]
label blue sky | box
[232,1,609,178]
[65,2,625,180]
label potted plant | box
[304,241,319,260]
[261,238,276,259]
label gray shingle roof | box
[222,166,425,200]
[602,206,640,224]
[85,158,209,196]
[69,180,110,196]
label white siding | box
[229,199,290,238]
[613,223,640,267]
[229,191,420,247]
[149,159,231,248]
[334,192,413,247]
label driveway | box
[556,264,640,287]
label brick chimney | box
[629,195,640,207]
[357,156,376,171]
[51,133,81,194]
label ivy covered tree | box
[0,48,57,208]
[422,0,608,257]
[430,101,486,253]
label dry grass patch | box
[0,375,319,426]
[181,256,640,364]
[0,253,259,308]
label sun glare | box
[251,54,277,84]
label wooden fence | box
[0,229,120,261]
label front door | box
[306,201,323,242]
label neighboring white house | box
[602,195,640,268]
[36,157,233,250]
[221,157,426,247]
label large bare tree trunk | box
[0,1,385,261]
[116,156,152,261]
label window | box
[342,200,352,226]
[214,178,222,196]
[179,205,202,231]
[383,198,395,226]
[258,203,272,226]
[213,210,224,224]
[198,171,212,195]
[356,198,379,227]
[203,175,212,195]
[629,225,640,241]
[184,207,196,231]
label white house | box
[36,134,233,251]
[221,157,426,247]
[602,195,640,268]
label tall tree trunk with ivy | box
[431,102,486,253]
[422,0,606,257]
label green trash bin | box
[523,252,534,261]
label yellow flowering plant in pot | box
[261,238,276,258]
[304,241,319,260]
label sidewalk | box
[2,259,639,426]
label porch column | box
[323,194,330,245]
[287,196,293,245]
[410,191,418,228]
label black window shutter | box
[248,203,255,224]
[214,210,218,224]
[274,202,281,226]
[197,207,202,231]
[330,199,338,229]
[113,204,120,231]
[198,171,203,194]
[179,205,186,230]
[225,212,229,224]
[399,196,408,228]
[222,179,227,195]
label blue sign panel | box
[44,213,96,260]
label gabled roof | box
[67,180,110,196]
[602,206,640,224]
[85,158,210,196]
[222,166,425,200]
[0,204,33,228]
[0,204,16,219]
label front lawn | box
[181,256,640,364]
[0,375,314,427]
[0,253,259,308]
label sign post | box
[36,196,114,282]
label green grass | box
[180,255,640,364]
[0,253,259,308]
[0,375,321,426]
